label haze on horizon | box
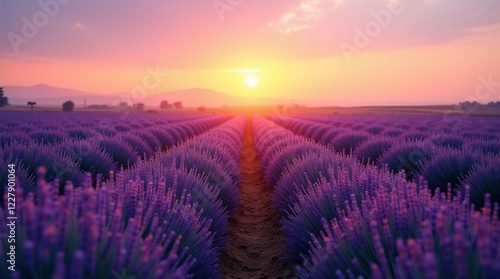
[1,0,500,107]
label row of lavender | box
[0,112,231,199]
[0,112,206,147]
[269,115,500,208]
[252,115,499,279]
[0,114,246,278]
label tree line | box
[0,87,185,112]
[458,101,500,109]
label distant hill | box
[5,84,100,99]
[3,85,289,108]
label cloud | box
[1,0,499,69]
[268,0,344,33]
[264,0,500,58]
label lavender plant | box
[30,129,66,145]
[281,165,399,263]
[135,131,162,153]
[378,140,436,180]
[328,131,371,155]
[0,167,222,279]
[56,139,117,181]
[464,138,500,155]
[419,147,485,193]
[147,128,176,150]
[119,134,155,159]
[95,137,138,168]
[354,137,394,164]
[297,185,500,279]
[1,142,85,194]
[461,160,500,209]
[68,128,96,140]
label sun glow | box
[245,75,259,88]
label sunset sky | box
[1,0,500,106]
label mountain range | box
[3,84,293,108]
[2,84,458,108]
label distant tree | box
[27,101,37,112]
[458,100,500,109]
[88,104,111,109]
[486,101,500,108]
[62,100,75,112]
[173,101,183,109]
[0,87,9,108]
[119,102,128,107]
[134,103,145,111]
[160,100,173,109]
[197,106,206,112]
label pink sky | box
[1,0,500,106]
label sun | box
[245,75,259,88]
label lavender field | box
[1,112,499,278]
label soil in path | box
[219,120,294,279]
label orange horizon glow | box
[1,1,500,106]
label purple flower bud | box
[51,251,65,279]
[422,253,439,279]
[23,240,35,268]
[69,250,84,279]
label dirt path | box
[219,120,294,279]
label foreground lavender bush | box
[0,131,30,148]
[431,134,464,149]
[255,115,500,279]
[328,131,371,155]
[119,134,155,159]
[1,142,85,194]
[265,142,326,187]
[148,128,176,150]
[354,137,394,164]
[281,165,398,263]
[297,185,500,279]
[159,150,237,212]
[399,131,428,142]
[127,161,230,249]
[0,168,220,278]
[464,139,500,155]
[260,136,304,169]
[461,161,500,209]
[157,116,245,214]
[57,140,117,181]
[67,128,96,140]
[0,160,35,203]
[419,148,485,193]
[382,128,404,138]
[378,140,436,180]
[30,129,66,145]
[135,130,163,152]
[95,137,138,168]
[273,154,358,216]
